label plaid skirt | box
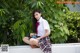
[38,36,52,53]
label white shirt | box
[37,17,50,36]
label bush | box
[64,12,80,43]
[0,0,79,45]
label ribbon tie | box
[36,21,39,34]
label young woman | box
[23,9,52,53]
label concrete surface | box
[0,43,80,53]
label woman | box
[23,9,52,53]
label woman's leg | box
[30,38,39,46]
[23,37,30,44]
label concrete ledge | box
[0,43,80,53]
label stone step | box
[0,43,80,53]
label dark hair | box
[32,9,41,32]
[32,9,41,18]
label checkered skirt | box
[38,36,52,53]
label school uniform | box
[26,17,52,53]
[36,17,52,53]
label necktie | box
[36,21,39,34]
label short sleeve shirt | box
[37,17,50,36]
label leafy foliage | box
[0,0,79,45]
[64,11,80,42]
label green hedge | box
[0,0,79,45]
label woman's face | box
[34,12,41,20]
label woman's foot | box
[30,45,39,48]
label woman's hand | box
[30,33,34,37]
[30,33,36,37]
[36,38,40,40]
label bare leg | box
[23,37,39,48]
[23,37,30,44]
[30,38,39,46]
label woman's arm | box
[30,33,36,37]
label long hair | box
[32,9,41,32]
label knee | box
[30,38,35,45]
[30,38,34,42]
[30,38,39,46]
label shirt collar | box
[38,17,43,22]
